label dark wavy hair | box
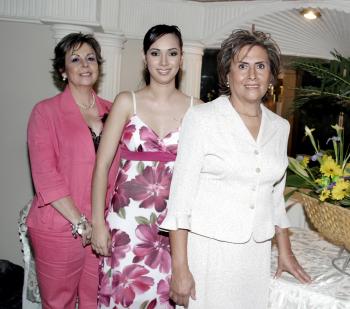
[217,29,281,96]
[51,32,103,91]
[143,24,183,88]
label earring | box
[62,74,67,81]
[226,79,230,88]
[268,83,273,90]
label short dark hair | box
[217,29,281,96]
[52,32,103,91]
[143,24,183,88]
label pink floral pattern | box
[157,276,175,308]
[124,163,172,212]
[133,223,171,273]
[110,161,131,214]
[99,115,179,308]
[122,123,136,144]
[140,126,177,155]
[107,229,131,268]
[111,264,154,307]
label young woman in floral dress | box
[91,24,202,308]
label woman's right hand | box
[91,222,111,256]
[170,267,196,307]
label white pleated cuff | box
[158,213,191,231]
[274,213,291,228]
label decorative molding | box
[1,0,350,68]
[50,24,94,43]
[1,0,350,58]
[94,32,126,100]
[183,41,205,56]
[180,41,204,97]
[0,0,101,26]
[117,0,204,40]
[99,0,122,33]
[200,1,350,59]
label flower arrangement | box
[287,119,350,206]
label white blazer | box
[160,96,290,243]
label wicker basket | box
[298,192,350,251]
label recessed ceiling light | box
[300,8,321,20]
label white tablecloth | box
[269,228,350,309]
[286,199,311,230]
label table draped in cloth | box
[269,228,350,309]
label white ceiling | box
[195,1,350,59]
[0,0,349,59]
[249,8,350,59]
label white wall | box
[120,39,144,92]
[0,21,144,266]
[0,21,57,266]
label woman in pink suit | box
[26,33,117,309]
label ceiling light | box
[300,8,321,20]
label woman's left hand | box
[275,253,312,283]
[81,221,93,247]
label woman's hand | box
[275,253,312,284]
[170,267,196,307]
[80,221,93,247]
[274,227,311,283]
[91,222,111,256]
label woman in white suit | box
[160,29,311,308]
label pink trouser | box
[28,227,99,309]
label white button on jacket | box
[160,96,291,243]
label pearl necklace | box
[75,94,95,110]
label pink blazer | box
[26,87,119,232]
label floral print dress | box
[98,93,192,309]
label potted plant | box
[287,51,350,252]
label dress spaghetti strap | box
[190,96,194,107]
[131,91,137,115]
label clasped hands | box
[80,221,93,247]
[91,222,112,256]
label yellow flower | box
[331,179,350,200]
[319,189,331,201]
[301,156,310,168]
[315,178,322,184]
[320,156,342,177]
[344,163,350,176]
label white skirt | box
[183,232,271,309]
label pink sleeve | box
[27,105,70,206]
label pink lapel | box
[58,86,110,160]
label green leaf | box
[292,50,350,110]
[137,161,145,174]
[284,188,299,201]
[286,174,313,189]
[339,198,350,206]
[288,157,309,178]
[117,207,126,219]
[135,216,149,225]
[140,301,148,309]
[150,213,157,224]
